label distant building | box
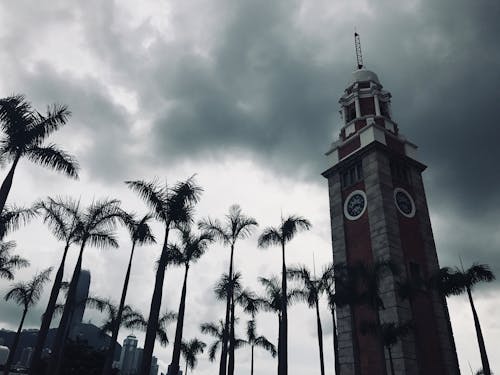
[18,346,33,367]
[69,269,91,333]
[150,356,159,375]
[120,335,138,375]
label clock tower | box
[322,60,460,374]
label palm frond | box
[255,336,277,357]
[126,179,167,221]
[257,227,282,248]
[0,205,37,240]
[26,144,79,178]
[26,104,71,145]
[281,215,311,242]
[86,231,119,249]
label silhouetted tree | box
[30,197,82,375]
[244,319,276,375]
[102,213,156,375]
[361,321,413,375]
[435,264,495,375]
[0,241,28,280]
[288,265,330,375]
[258,215,311,375]
[200,321,245,366]
[181,338,206,375]
[166,226,213,375]
[126,177,202,375]
[0,95,79,213]
[199,205,257,375]
[48,199,124,375]
[3,268,51,375]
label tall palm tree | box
[47,199,124,375]
[244,319,276,375]
[258,215,311,375]
[166,226,213,375]
[258,276,297,375]
[361,321,413,375]
[287,265,330,375]
[229,285,260,375]
[200,321,245,366]
[198,205,257,375]
[0,241,29,280]
[0,95,79,213]
[101,213,156,375]
[437,264,495,375]
[181,338,206,375]
[30,197,82,375]
[200,320,226,363]
[3,268,52,375]
[126,177,202,375]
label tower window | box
[358,81,370,89]
[345,102,356,123]
[341,162,363,188]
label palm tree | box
[287,265,329,375]
[200,320,226,363]
[436,264,495,375]
[126,177,202,375]
[361,321,413,375]
[257,215,311,375]
[0,95,79,213]
[3,268,52,375]
[198,205,257,375]
[47,199,124,375]
[0,241,29,280]
[101,213,156,375]
[244,319,276,375]
[166,226,213,375]
[30,197,82,375]
[200,321,245,366]
[181,338,206,375]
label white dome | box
[351,69,380,84]
[0,346,9,365]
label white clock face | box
[344,190,367,220]
[394,188,416,218]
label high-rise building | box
[120,335,139,375]
[150,356,159,375]
[322,60,460,373]
[69,269,91,331]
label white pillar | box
[342,107,347,125]
[355,97,361,118]
[374,95,381,116]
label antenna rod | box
[354,32,364,69]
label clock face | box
[394,188,416,217]
[344,190,367,220]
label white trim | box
[344,190,367,221]
[374,94,381,116]
[355,97,361,118]
[393,188,416,218]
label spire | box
[354,31,363,70]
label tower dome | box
[350,68,380,85]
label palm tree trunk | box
[102,241,137,375]
[276,315,281,375]
[315,300,325,375]
[279,241,288,375]
[467,287,491,375]
[3,307,28,375]
[387,346,395,375]
[228,293,236,375]
[0,154,20,214]
[30,243,70,375]
[185,361,188,375]
[332,308,339,375]
[47,242,85,375]
[220,243,235,375]
[250,344,254,375]
[167,264,190,375]
[140,226,170,375]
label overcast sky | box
[0,0,499,374]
